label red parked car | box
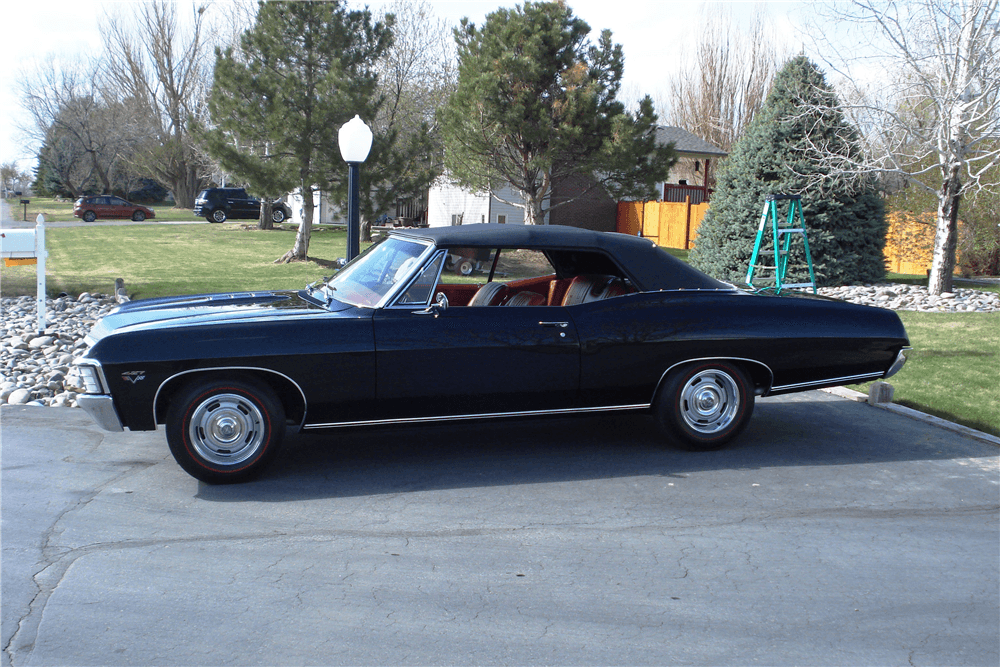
[73,196,156,222]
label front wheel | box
[654,361,754,451]
[271,208,287,223]
[166,377,285,483]
[210,209,228,223]
[132,210,146,222]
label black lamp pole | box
[346,161,361,261]
[338,114,373,264]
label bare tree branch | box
[802,0,1000,293]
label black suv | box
[193,188,292,224]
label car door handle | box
[539,321,569,328]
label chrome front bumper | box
[884,347,911,379]
[77,395,124,432]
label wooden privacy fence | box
[884,211,962,276]
[615,199,708,250]
[619,202,959,278]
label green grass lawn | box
[1,224,351,299]
[849,311,1000,437]
[2,223,997,437]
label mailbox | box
[0,214,48,331]
[0,229,37,255]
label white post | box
[35,214,47,332]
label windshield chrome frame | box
[326,235,436,310]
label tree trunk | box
[277,189,313,263]
[259,199,273,230]
[928,175,961,295]
[524,194,545,225]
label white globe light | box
[338,115,373,163]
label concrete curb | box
[820,386,1000,447]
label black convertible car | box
[69,224,909,483]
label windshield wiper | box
[305,276,333,295]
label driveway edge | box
[821,386,1000,447]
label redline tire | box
[655,361,754,451]
[166,378,285,484]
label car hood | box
[85,290,350,345]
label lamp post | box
[338,115,373,261]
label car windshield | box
[324,236,430,308]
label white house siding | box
[288,190,346,225]
[427,178,491,227]
[427,177,550,227]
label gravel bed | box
[1,283,998,408]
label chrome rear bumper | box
[884,347,911,379]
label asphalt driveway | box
[2,391,998,666]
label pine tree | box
[690,56,886,287]
[439,1,674,225]
[201,0,438,260]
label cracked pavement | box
[2,391,998,666]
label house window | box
[451,214,462,226]
[497,215,507,224]
[481,215,485,223]
[695,160,701,172]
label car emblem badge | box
[122,371,146,384]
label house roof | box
[655,126,728,159]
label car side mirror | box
[413,292,448,318]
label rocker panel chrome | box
[302,403,650,430]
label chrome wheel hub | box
[188,393,265,465]
[679,370,740,434]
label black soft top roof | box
[391,223,727,291]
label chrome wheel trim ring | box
[188,393,265,466]
[679,369,740,434]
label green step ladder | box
[745,194,817,294]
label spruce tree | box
[690,56,886,287]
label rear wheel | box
[654,361,754,450]
[271,208,287,223]
[166,377,285,483]
[210,209,228,223]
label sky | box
[0,0,813,174]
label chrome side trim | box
[301,403,650,430]
[883,347,911,379]
[651,357,775,401]
[770,372,884,392]
[77,395,124,432]
[153,367,309,429]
